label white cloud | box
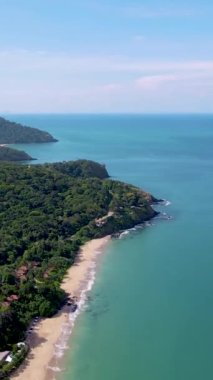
[1,49,213,74]
[135,74,177,90]
[0,50,213,112]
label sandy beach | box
[12,236,110,380]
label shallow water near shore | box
[8,114,213,380]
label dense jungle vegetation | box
[0,159,158,351]
[0,146,33,162]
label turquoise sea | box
[8,114,213,380]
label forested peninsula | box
[0,159,159,376]
[0,117,57,144]
[0,146,34,162]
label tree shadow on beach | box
[11,334,47,378]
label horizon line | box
[2,112,213,116]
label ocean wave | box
[119,230,130,239]
[117,222,154,240]
[53,247,102,364]
[144,221,153,227]
[160,199,171,206]
[47,365,61,372]
[154,212,173,221]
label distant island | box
[0,117,57,144]
[0,145,34,162]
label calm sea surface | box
[8,114,213,380]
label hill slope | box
[0,146,34,161]
[0,117,57,143]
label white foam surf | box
[52,247,103,364]
[163,200,172,206]
[47,365,61,372]
[119,230,130,239]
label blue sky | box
[0,0,213,113]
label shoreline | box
[12,236,111,380]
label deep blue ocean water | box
[8,114,213,380]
